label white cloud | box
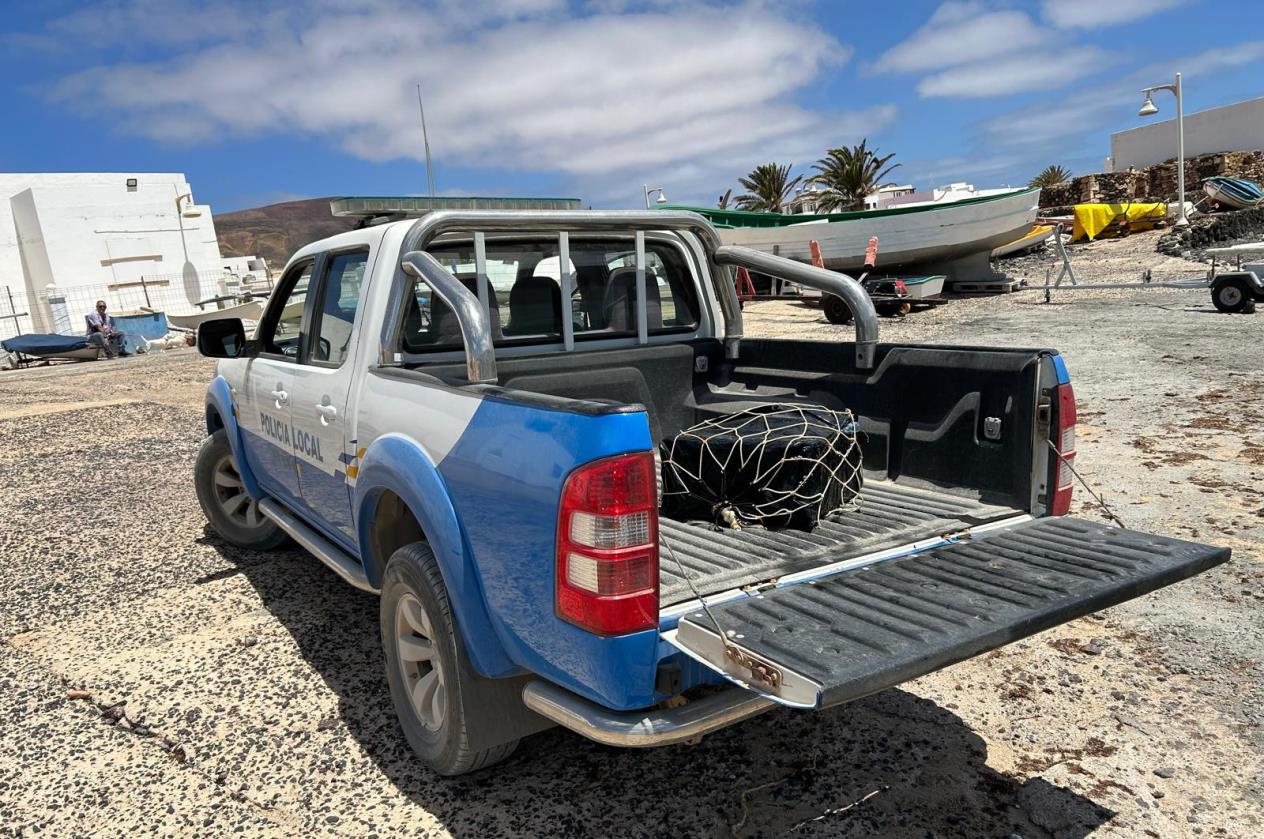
[1042,0,1187,30]
[871,4,1046,74]
[983,40,1264,147]
[42,0,885,204]
[917,47,1103,97]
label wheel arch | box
[355,433,518,678]
[205,375,263,498]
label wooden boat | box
[991,224,1055,258]
[670,188,1040,285]
[1203,177,1264,210]
[166,300,263,330]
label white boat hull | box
[720,188,1040,282]
[167,300,264,330]
[1204,180,1262,210]
[902,275,945,299]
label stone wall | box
[1156,205,1264,257]
[1038,150,1264,208]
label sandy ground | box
[1,230,1262,838]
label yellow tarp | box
[1072,202,1167,241]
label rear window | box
[400,238,700,353]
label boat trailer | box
[1039,227,1263,313]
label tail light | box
[556,452,659,635]
[1050,382,1077,515]
[893,280,908,295]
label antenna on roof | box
[416,84,436,207]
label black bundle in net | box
[660,404,863,532]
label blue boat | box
[1203,176,1264,210]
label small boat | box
[1203,176,1264,210]
[667,187,1040,286]
[992,224,1055,258]
[1,333,100,367]
[892,275,946,299]
[166,300,264,330]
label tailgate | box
[664,517,1229,709]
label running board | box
[258,498,377,593]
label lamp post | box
[173,191,201,261]
[1138,71,1188,227]
[643,185,667,209]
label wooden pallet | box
[951,278,1022,295]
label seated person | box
[85,300,126,359]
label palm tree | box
[734,163,802,213]
[807,140,900,212]
[1029,164,1071,188]
[717,188,732,210]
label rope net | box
[660,404,863,532]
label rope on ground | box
[1046,441,1128,528]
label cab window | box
[259,261,313,358]
[310,250,368,366]
[400,239,699,353]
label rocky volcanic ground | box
[1,230,1262,838]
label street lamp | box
[175,192,202,218]
[1138,72,1188,227]
[643,185,667,209]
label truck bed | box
[659,479,1022,606]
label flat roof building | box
[0,173,224,333]
[1109,95,1264,172]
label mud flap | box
[664,517,1229,709]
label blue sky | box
[2,0,1262,212]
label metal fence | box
[0,270,274,342]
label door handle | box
[271,389,289,407]
[316,403,338,425]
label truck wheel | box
[1212,278,1251,313]
[822,295,853,325]
[194,430,288,550]
[381,542,518,775]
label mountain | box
[215,197,358,267]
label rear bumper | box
[521,680,774,747]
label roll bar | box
[381,210,743,372]
[381,210,880,380]
[713,245,879,369]
[400,251,498,384]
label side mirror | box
[196,318,254,358]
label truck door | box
[238,259,315,504]
[287,246,374,541]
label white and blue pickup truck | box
[194,210,1229,776]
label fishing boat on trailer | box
[667,187,1040,287]
[1203,176,1264,210]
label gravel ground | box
[1,230,1261,838]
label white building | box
[1108,95,1264,172]
[0,173,223,332]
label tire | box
[194,429,288,550]
[822,294,853,325]
[1212,278,1251,314]
[381,542,518,775]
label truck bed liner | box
[659,480,1020,606]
